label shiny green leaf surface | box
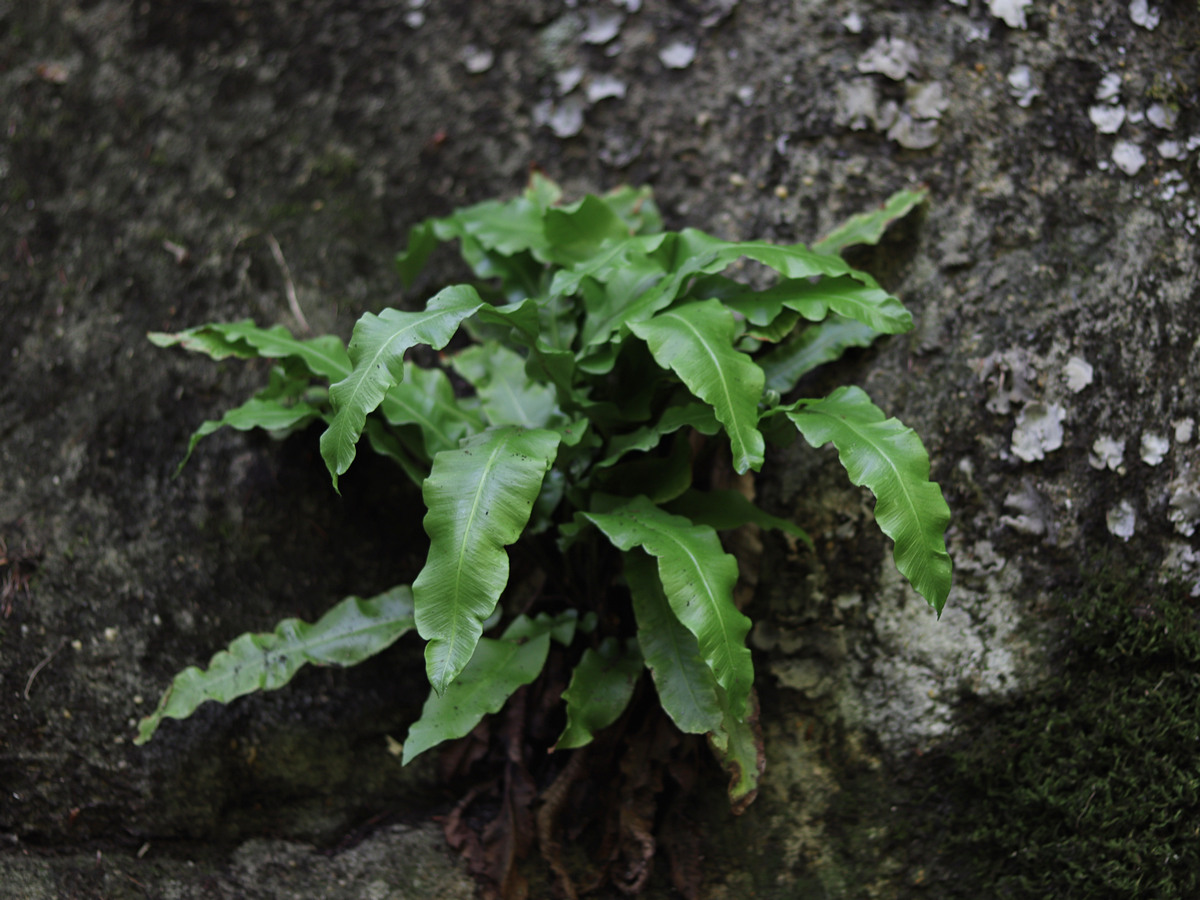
[402,632,551,764]
[135,586,415,745]
[150,177,951,822]
[556,636,643,749]
[812,186,928,256]
[760,317,880,394]
[381,363,485,458]
[150,321,350,379]
[177,396,322,474]
[625,551,722,734]
[450,341,563,430]
[785,386,952,612]
[414,426,561,693]
[583,496,753,720]
[724,275,911,335]
[320,286,484,485]
[630,300,765,474]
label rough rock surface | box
[2,0,1198,896]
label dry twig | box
[265,232,309,333]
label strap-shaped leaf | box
[395,219,442,287]
[812,186,928,256]
[575,239,685,347]
[597,402,719,469]
[600,183,662,235]
[582,496,753,720]
[209,322,351,380]
[401,611,574,764]
[556,636,643,750]
[320,286,484,486]
[134,586,415,744]
[594,431,694,504]
[665,489,812,545]
[744,308,802,344]
[707,685,765,813]
[469,294,580,401]
[625,550,722,735]
[760,317,880,394]
[177,396,322,474]
[381,362,485,458]
[450,342,563,430]
[582,229,872,347]
[173,362,323,473]
[467,297,542,347]
[534,292,579,353]
[453,193,549,258]
[630,300,765,474]
[395,177,565,288]
[149,324,260,360]
[362,417,430,487]
[402,631,551,764]
[400,190,550,292]
[414,426,562,693]
[724,275,912,335]
[784,386,952,613]
[543,193,633,266]
[549,233,668,298]
[524,170,564,211]
[149,321,350,380]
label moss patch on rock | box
[830,560,1200,898]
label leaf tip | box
[134,706,165,745]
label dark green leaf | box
[594,431,695,504]
[625,550,722,734]
[601,184,662,235]
[723,275,911,335]
[707,685,765,812]
[381,363,485,457]
[544,194,632,265]
[320,286,484,486]
[597,403,719,469]
[177,396,322,475]
[665,489,812,545]
[582,496,753,720]
[760,317,880,394]
[402,632,551,764]
[550,233,668,299]
[362,418,429,486]
[149,321,350,380]
[556,636,643,749]
[395,219,441,287]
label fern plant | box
[137,175,950,809]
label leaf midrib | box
[441,436,510,680]
[660,310,748,462]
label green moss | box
[266,200,314,222]
[311,148,360,181]
[1145,73,1184,108]
[831,564,1200,898]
